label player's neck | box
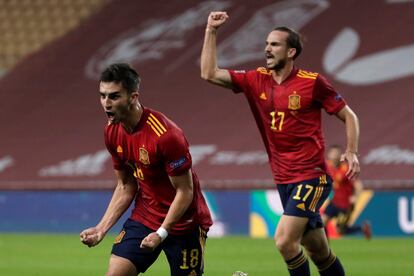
[272,62,294,84]
[122,104,143,133]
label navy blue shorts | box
[111,219,207,275]
[277,174,332,229]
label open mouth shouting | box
[106,111,116,123]
[265,53,275,66]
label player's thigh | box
[106,254,137,276]
[275,214,309,244]
[111,219,162,274]
[163,227,208,276]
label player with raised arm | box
[201,11,360,276]
[80,63,212,276]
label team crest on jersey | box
[139,147,150,165]
[288,91,301,110]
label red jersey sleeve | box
[158,129,192,176]
[314,74,346,114]
[229,69,251,93]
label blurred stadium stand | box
[0,0,107,76]
[1,0,414,191]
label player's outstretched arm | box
[200,11,233,89]
[140,169,194,251]
[335,105,360,180]
[80,169,137,247]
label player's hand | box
[340,151,360,180]
[80,227,105,247]
[140,232,162,251]
[207,11,229,30]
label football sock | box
[286,249,310,276]
[316,250,345,276]
[343,225,362,235]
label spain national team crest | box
[139,147,150,165]
[288,91,301,110]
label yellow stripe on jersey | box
[297,69,318,80]
[146,121,161,137]
[146,113,167,137]
[298,69,318,77]
[256,67,272,75]
[149,113,167,132]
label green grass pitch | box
[0,234,413,275]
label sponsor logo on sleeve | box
[169,157,187,170]
[334,93,343,101]
[234,70,246,73]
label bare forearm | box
[161,189,193,231]
[97,183,136,234]
[201,27,218,80]
[336,106,361,179]
[344,110,360,153]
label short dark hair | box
[100,63,140,93]
[273,27,303,60]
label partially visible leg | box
[361,221,372,240]
[110,220,163,276]
[163,226,208,276]
[106,254,138,276]
[323,202,341,241]
[321,215,331,241]
[274,215,310,276]
[301,227,345,276]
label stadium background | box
[1,0,414,274]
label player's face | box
[265,30,295,71]
[99,81,137,124]
[327,148,342,166]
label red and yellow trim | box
[146,113,167,137]
[256,67,272,75]
[297,69,318,80]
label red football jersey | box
[229,67,346,184]
[327,162,354,209]
[104,106,212,234]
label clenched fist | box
[207,11,229,30]
[80,227,105,247]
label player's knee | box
[275,236,297,257]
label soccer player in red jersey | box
[201,11,360,276]
[80,63,212,276]
[323,145,371,240]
